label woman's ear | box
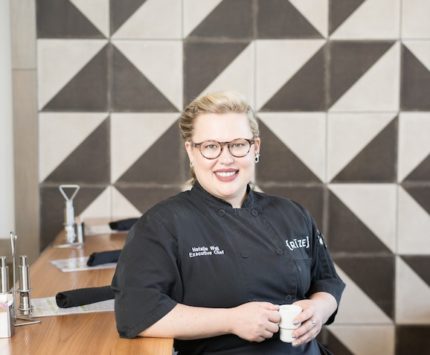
[254,137,261,154]
[185,141,194,163]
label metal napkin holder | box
[57,184,84,248]
[0,232,40,338]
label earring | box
[190,161,194,168]
[254,153,260,163]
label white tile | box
[335,266,393,324]
[79,186,111,221]
[396,257,430,324]
[39,113,107,182]
[37,39,107,109]
[112,0,181,39]
[110,113,178,183]
[70,0,110,37]
[331,0,400,39]
[398,112,430,181]
[397,186,430,254]
[259,112,326,182]
[111,187,142,219]
[255,39,324,110]
[327,113,396,181]
[200,42,255,109]
[403,40,430,71]
[329,184,397,252]
[113,40,183,110]
[330,42,400,111]
[183,0,222,37]
[289,0,328,37]
[328,325,395,355]
[402,0,430,39]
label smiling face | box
[185,112,260,208]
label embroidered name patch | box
[188,245,225,258]
[285,236,310,251]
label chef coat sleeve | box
[306,212,345,325]
[111,210,183,338]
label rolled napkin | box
[55,285,114,308]
[87,249,121,266]
[109,218,138,231]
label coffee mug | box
[279,304,302,343]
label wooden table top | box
[0,232,173,355]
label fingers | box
[260,302,279,311]
[293,306,313,324]
[292,318,321,346]
[265,321,279,334]
[268,310,281,323]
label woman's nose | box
[218,144,235,163]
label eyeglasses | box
[192,138,255,159]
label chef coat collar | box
[191,180,255,210]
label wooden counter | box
[0,232,173,355]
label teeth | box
[216,171,236,177]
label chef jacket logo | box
[285,236,310,251]
[189,245,225,258]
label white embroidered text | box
[285,236,309,251]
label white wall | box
[0,0,15,238]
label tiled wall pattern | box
[35,1,430,354]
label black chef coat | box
[112,182,345,355]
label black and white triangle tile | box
[35,0,430,353]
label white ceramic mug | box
[279,304,302,343]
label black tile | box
[396,325,430,355]
[261,46,327,111]
[401,185,430,215]
[256,120,321,183]
[335,255,395,319]
[117,120,188,184]
[401,45,430,111]
[40,185,106,250]
[329,0,366,35]
[258,185,324,229]
[37,0,104,38]
[112,46,177,112]
[401,255,430,287]
[257,0,322,38]
[110,0,147,35]
[329,41,394,107]
[188,0,253,39]
[184,41,250,105]
[43,45,109,112]
[403,154,430,182]
[44,119,110,184]
[115,186,181,214]
[328,191,392,254]
[333,117,397,182]
[325,328,354,355]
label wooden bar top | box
[0,232,173,355]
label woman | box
[112,91,345,354]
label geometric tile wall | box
[36,1,430,353]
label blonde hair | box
[179,91,259,186]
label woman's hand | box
[229,302,281,342]
[291,292,337,346]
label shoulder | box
[132,190,196,230]
[253,190,312,224]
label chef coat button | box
[251,209,259,217]
[276,248,284,255]
[285,295,293,302]
[240,252,249,258]
[217,209,226,217]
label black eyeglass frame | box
[192,138,256,160]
